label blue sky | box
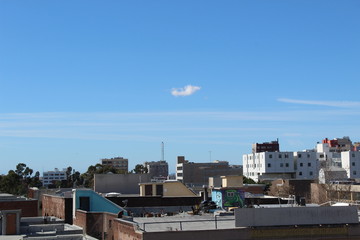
[0,1,359,175]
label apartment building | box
[144,160,168,178]
[294,151,320,180]
[341,151,360,179]
[101,157,128,172]
[243,152,295,182]
[42,168,67,186]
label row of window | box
[43,173,65,176]
[267,163,289,168]
[299,163,312,167]
[298,171,313,176]
[246,164,263,168]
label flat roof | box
[133,214,236,232]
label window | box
[269,154,273,158]
[285,163,289,167]
[285,154,289,158]
[352,153,355,157]
[352,162,355,166]
[353,171,357,175]
[298,154,302,158]
[310,171,313,176]
[279,154,282,158]
[299,172,302,176]
[307,154,310,158]
[280,163,284,167]
[308,163,311,167]
[319,154,324,158]
[299,163,303,167]
[267,163,271,167]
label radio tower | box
[161,142,165,161]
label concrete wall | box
[113,218,360,240]
[222,175,243,188]
[94,174,152,194]
[235,206,359,227]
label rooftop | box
[132,214,236,232]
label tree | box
[133,164,148,174]
[0,163,40,195]
[81,164,126,188]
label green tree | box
[81,164,126,188]
[133,164,148,174]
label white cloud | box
[171,85,201,97]
[278,98,360,108]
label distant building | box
[243,151,295,182]
[321,136,353,153]
[252,140,279,153]
[176,156,243,187]
[341,151,360,179]
[42,168,67,186]
[101,157,128,172]
[144,160,168,179]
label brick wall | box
[0,199,38,217]
[113,218,142,240]
[42,194,73,224]
[74,210,118,240]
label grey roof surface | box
[133,214,236,232]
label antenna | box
[161,142,165,161]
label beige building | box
[176,156,243,187]
[139,180,197,197]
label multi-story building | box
[244,137,357,182]
[252,139,279,153]
[101,157,128,172]
[144,160,168,179]
[243,152,295,182]
[176,156,242,187]
[294,151,319,180]
[321,136,353,153]
[42,168,67,186]
[341,151,360,179]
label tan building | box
[176,156,243,187]
[101,157,128,172]
[139,180,197,197]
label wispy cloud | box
[171,85,201,97]
[278,98,360,108]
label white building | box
[42,168,67,186]
[294,151,319,180]
[243,152,295,182]
[341,151,360,179]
